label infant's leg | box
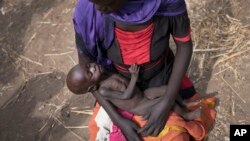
[144,86,168,99]
[175,95,201,108]
[173,104,201,121]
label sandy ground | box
[0,0,249,141]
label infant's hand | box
[129,64,140,76]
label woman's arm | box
[164,40,193,100]
[139,12,193,136]
[139,40,193,136]
[75,32,92,65]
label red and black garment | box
[76,12,195,99]
[106,12,195,99]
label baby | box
[67,63,201,120]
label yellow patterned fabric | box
[148,125,187,139]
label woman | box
[68,0,216,140]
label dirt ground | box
[0,0,249,141]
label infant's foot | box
[183,106,202,121]
[183,99,202,107]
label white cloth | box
[95,107,113,141]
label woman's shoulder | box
[73,0,105,30]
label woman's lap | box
[88,76,216,141]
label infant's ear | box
[87,85,97,92]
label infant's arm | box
[122,64,139,99]
[98,64,139,100]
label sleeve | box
[73,1,96,61]
[72,0,107,59]
[169,12,191,43]
[74,21,95,61]
[73,1,113,67]
[74,20,85,55]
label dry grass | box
[51,114,85,141]
[187,0,250,140]
[188,0,250,70]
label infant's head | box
[67,63,103,94]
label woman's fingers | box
[142,113,150,120]
[144,126,155,136]
[152,126,162,136]
[137,120,151,134]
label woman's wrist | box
[161,90,178,107]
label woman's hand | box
[138,98,175,137]
[118,117,141,141]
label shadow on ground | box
[0,72,69,141]
[0,0,62,85]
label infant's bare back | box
[100,74,128,92]
[99,74,145,113]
